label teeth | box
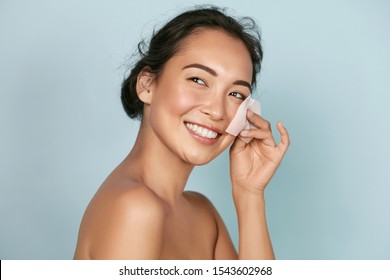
[186,123,218,139]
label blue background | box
[1,0,389,259]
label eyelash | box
[190,77,206,86]
[229,92,246,100]
[189,77,246,100]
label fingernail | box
[240,130,249,136]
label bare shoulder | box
[74,182,166,259]
[184,191,216,209]
[184,191,223,221]
[184,191,224,224]
[184,191,238,260]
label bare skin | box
[74,28,289,260]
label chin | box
[183,153,217,166]
[193,158,215,166]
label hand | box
[229,111,290,196]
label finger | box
[240,128,276,147]
[276,121,290,152]
[246,111,272,131]
[230,134,248,153]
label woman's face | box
[145,28,253,165]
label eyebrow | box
[233,80,251,91]
[183,63,217,76]
[182,63,252,91]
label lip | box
[184,121,222,145]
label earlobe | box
[136,69,154,104]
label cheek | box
[226,102,241,123]
[164,86,202,115]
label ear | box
[136,69,155,105]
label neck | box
[122,120,194,204]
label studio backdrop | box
[1,0,389,259]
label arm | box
[230,111,290,259]
[233,189,274,259]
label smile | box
[185,122,219,139]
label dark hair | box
[121,6,263,120]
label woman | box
[74,6,289,260]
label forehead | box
[166,28,253,80]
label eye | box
[229,92,246,100]
[189,77,206,86]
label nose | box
[200,93,225,121]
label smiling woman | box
[73,6,290,260]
